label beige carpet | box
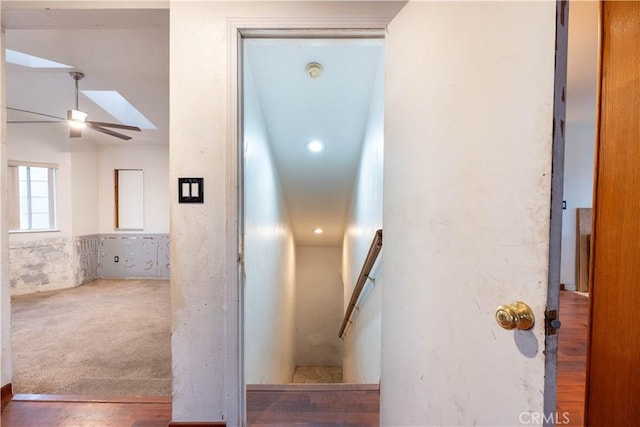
[291,366,343,383]
[11,279,171,396]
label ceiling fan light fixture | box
[67,109,88,128]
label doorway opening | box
[241,35,384,416]
[556,0,598,425]
[4,8,171,398]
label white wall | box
[295,246,343,367]
[342,50,384,383]
[561,122,595,289]
[5,126,168,295]
[98,144,169,234]
[561,0,598,289]
[7,126,75,295]
[70,140,99,236]
[1,24,12,388]
[243,59,296,384]
[383,2,556,425]
[169,2,404,421]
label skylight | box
[81,90,156,129]
[5,49,72,68]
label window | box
[8,163,58,231]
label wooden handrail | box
[339,229,383,338]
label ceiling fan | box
[7,71,142,141]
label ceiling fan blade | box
[7,107,65,121]
[87,121,141,132]
[70,127,82,138]
[87,123,133,141]
[8,120,64,124]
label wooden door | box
[587,1,640,425]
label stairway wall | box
[294,246,343,367]
[243,59,296,384]
[341,49,384,384]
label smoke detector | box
[305,62,323,79]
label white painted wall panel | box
[98,144,168,234]
[70,140,99,236]
[9,237,74,296]
[295,246,343,367]
[243,59,296,384]
[170,2,404,421]
[342,50,384,384]
[1,24,12,387]
[7,120,75,295]
[5,110,168,295]
[561,0,598,289]
[383,2,555,425]
[561,123,595,290]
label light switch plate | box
[178,178,204,203]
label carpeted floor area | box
[290,366,343,383]
[11,279,171,396]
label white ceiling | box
[245,39,384,246]
[2,5,597,247]
[4,8,384,247]
[3,9,169,145]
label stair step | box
[247,383,379,426]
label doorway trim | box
[543,1,569,424]
[226,15,397,427]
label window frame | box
[8,161,59,233]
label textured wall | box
[295,246,343,367]
[341,48,384,384]
[10,233,169,295]
[382,2,555,425]
[9,236,75,295]
[98,144,169,234]
[243,58,296,384]
[1,22,12,387]
[100,234,170,279]
[170,2,404,422]
[75,234,99,285]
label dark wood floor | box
[557,290,589,426]
[1,291,588,427]
[1,395,172,427]
[247,384,379,426]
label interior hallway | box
[556,290,589,426]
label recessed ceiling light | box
[306,140,324,153]
[313,228,324,234]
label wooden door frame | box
[583,1,640,423]
[583,1,603,422]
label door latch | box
[545,309,561,335]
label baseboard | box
[12,394,170,404]
[168,423,226,427]
[1,383,13,408]
[247,383,379,392]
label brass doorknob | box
[495,301,535,330]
